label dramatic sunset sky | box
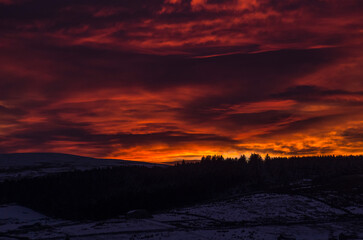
[0,0,362,162]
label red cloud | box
[0,0,362,161]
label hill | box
[0,152,164,182]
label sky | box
[0,0,362,162]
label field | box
[1,189,362,240]
[1,154,363,239]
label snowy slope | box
[1,193,362,240]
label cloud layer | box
[0,0,362,161]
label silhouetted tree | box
[238,155,247,165]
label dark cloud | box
[0,44,341,104]
[0,105,25,116]
[1,0,361,55]
[273,85,363,102]
[257,114,346,138]
[0,0,362,160]
[341,128,363,142]
[6,118,238,157]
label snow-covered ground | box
[0,153,164,182]
[1,193,362,240]
[171,193,346,223]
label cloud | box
[341,128,363,142]
[273,85,363,102]
[0,0,362,160]
[0,0,361,55]
[0,0,13,5]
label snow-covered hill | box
[0,153,165,182]
[1,193,362,240]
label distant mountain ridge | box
[0,152,165,182]
[0,152,93,160]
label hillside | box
[0,153,164,182]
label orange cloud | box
[0,0,362,162]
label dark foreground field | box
[0,155,363,239]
